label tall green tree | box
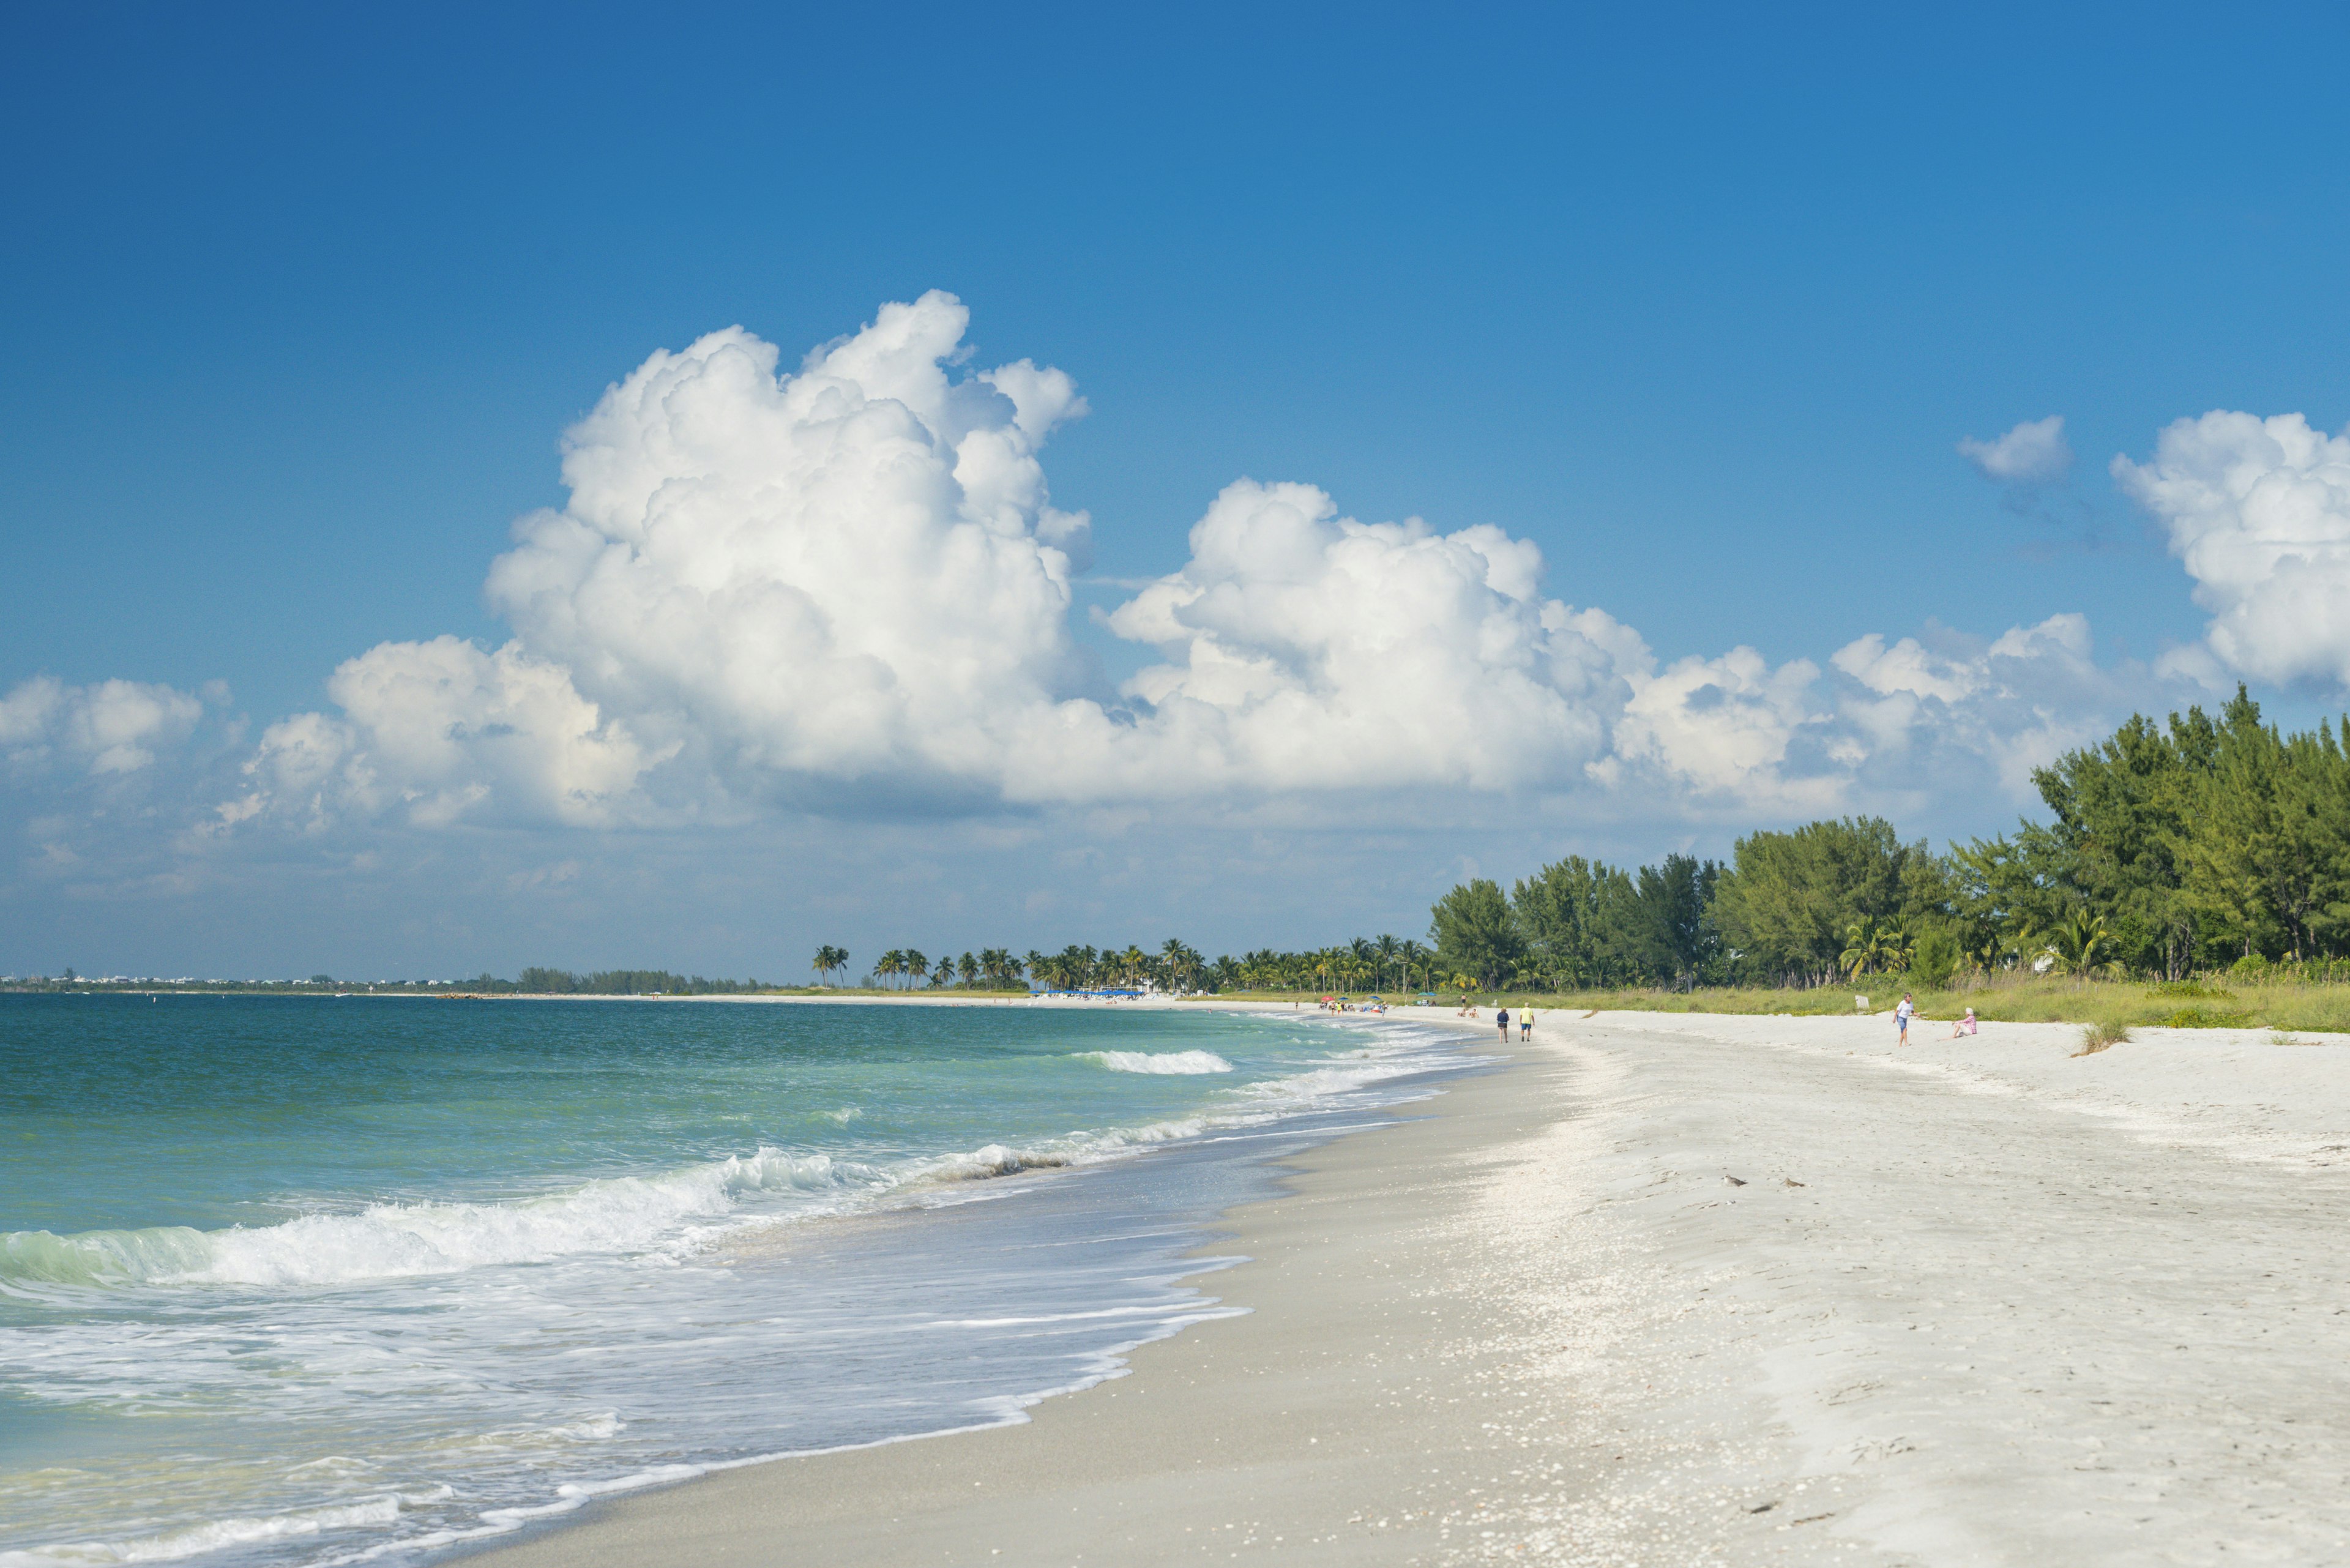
[2021,706,2215,977]
[1635,853,1721,987]
[1510,855,1643,987]
[1430,878,1523,988]
[1710,817,1922,985]
[2185,696,2350,960]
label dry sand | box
[462,1010,2350,1566]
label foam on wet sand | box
[463,1010,2350,1566]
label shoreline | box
[458,1014,1513,1567]
[460,1008,2350,1566]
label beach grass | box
[2073,1020,2130,1055]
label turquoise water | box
[0,996,1461,1566]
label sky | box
[7,0,2350,978]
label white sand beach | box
[464,1009,2350,1566]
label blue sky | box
[7,2,2350,977]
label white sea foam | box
[0,1489,450,1566]
[1073,1049,1234,1074]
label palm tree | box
[931,955,954,988]
[1840,918,1909,979]
[1398,939,1427,993]
[957,952,979,988]
[810,945,848,986]
[901,950,927,989]
[1375,934,1401,993]
[877,949,903,989]
[2035,909,2119,982]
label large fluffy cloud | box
[152,294,2197,837]
[482,294,1099,807]
[1102,480,1638,794]
[2114,410,2350,687]
[246,293,1667,823]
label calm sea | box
[0,995,1466,1566]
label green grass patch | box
[2147,980,2237,1001]
[2160,1006,2248,1028]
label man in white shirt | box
[1895,992,1915,1047]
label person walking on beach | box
[1519,1009,1533,1041]
[1895,992,1915,1047]
[1495,1006,1510,1043]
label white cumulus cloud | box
[228,638,661,830]
[1827,614,2117,794]
[2114,409,2350,687]
[1099,479,1641,796]
[481,291,1097,810]
[0,677,205,775]
[1960,416,2073,485]
[253,294,1662,822]
[1603,648,1833,808]
[152,296,2203,842]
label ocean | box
[0,995,1466,1566]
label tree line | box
[511,968,776,995]
[1430,690,2350,991]
[812,939,1444,996]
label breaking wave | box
[1073,1050,1233,1075]
[0,1149,876,1291]
[2,1022,1442,1299]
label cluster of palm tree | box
[1226,936,1433,996]
[804,935,1447,996]
[1836,908,2121,988]
[860,947,1028,990]
[1025,940,1207,993]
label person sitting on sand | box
[1895,991,1915,1046]
[1949,1007,1977,1038]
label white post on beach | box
[1855,994,1869,1013]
